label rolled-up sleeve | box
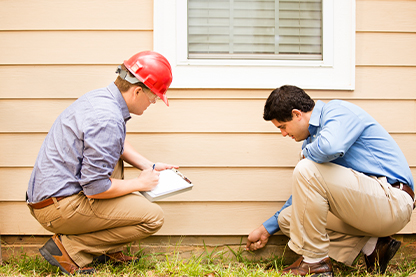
[80,118,125,196]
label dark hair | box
[263,85,315,122]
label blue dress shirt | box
[263,195,293,234]
[263,100,414,235]
[27,83,131,203]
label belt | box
[391,182,415,203]
[28,196,67,209]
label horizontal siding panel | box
[0,202,284,236]
[0,202,283,235]
[356,0,416,32]
[0,133,302,167]
[0,99,414,133]
[0,31,152,65]
[0,66,120,99]
[135,99,414,133]
[0,99,272,133]
[1,202,415,235]
[129,167,416,203]
[2,66,416,100]
[356,33,416,66]
[0,168,32,201]
[354,67,416,100]
[0,100,69,133]
[1,5,410,73]
[1,133,416,167]
[1,167,294,202]
[132,167,293,202]
[0,0,153,31]
[4,167,416,202]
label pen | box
[152,164,155,171]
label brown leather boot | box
[39,234,95,275]
[364,236,401,274]
[94,251,140,264]
[281,256,333,276]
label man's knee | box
[146,204,165,234]
[292,159,320,186]
[293,159,315,177]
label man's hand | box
[137,168,160,191]
[153,162,179,171]
[245,225,271,251]
[88,168,160,199]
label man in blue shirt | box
[246,85,414,276]
[27,51,177,275]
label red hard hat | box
[124,51,173,106]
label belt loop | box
[52,197,60,209]
[399,183,403,190]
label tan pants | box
[28,160,164,267]
[278,159,413,265]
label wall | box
[0,0,415,241]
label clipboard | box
[140,169,193,202]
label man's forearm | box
[121,141,153,170]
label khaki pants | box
[278,159,413,265]
[28,160,164,267]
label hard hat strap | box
[116,66,141,84]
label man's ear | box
[132,86,143,99]
[292,109,302,119]
[134,86,143,95]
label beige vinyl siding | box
[356,0,416,32]
[1,201,416,235]
[2,67,416,100]
[1,99,415,133]
[0,31,153,65]
[1,0,416,239]
[356,33,416,66]
[0,1,153,30]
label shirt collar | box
[308,100,325,135]
[108,83,131,122]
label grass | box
[1,244,416,277]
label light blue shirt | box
[263,100,414,234]
[263,195,293,234]
[27,83,131,203]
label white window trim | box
[154,0,355,90]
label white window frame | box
[154,0,355,90]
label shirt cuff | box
[263,216,280,235]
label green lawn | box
[1,246,415,276]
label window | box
[188,0,322,60]
[154,0,355,90]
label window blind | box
[187,0,322,60]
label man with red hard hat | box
[27,51,176,274]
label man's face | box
[271,111,310,142]
[131,88,158,116]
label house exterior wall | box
[0,0,415,238]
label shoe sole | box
[40,245,95,275]
[378,239,401,274]
[39,246,71,275]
